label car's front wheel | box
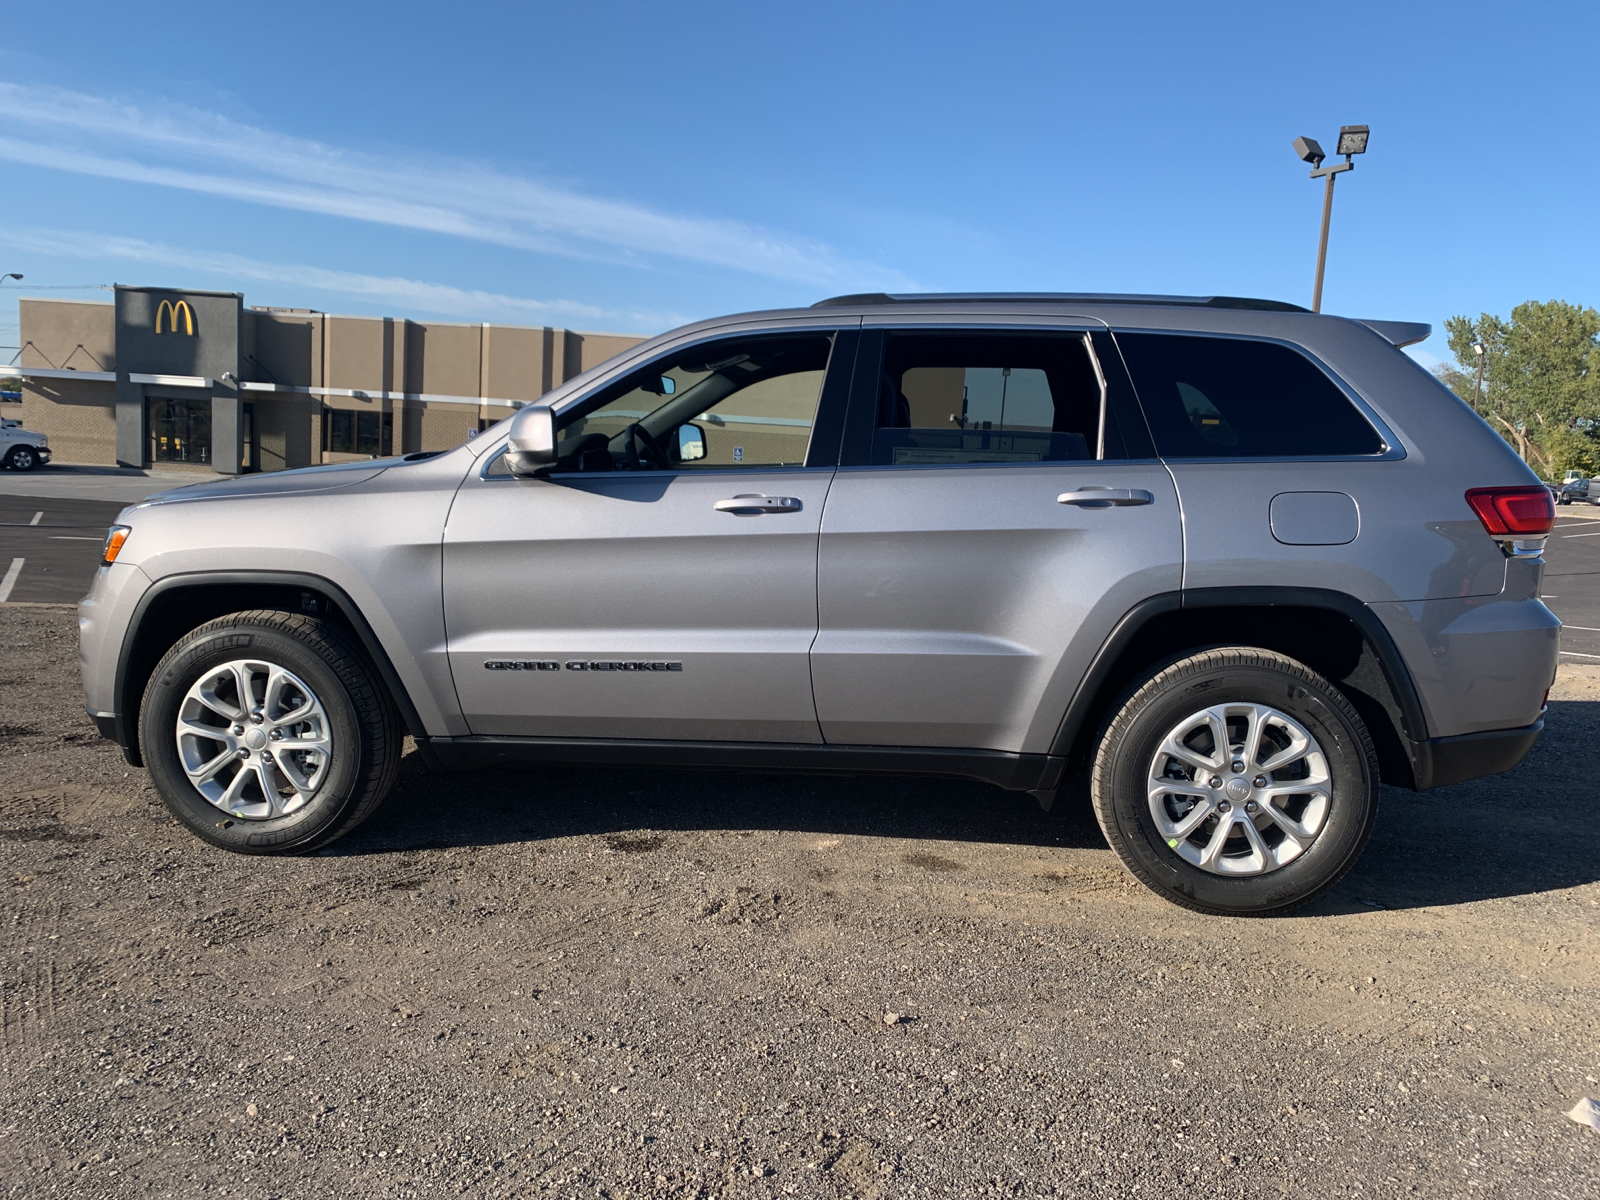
[140,610,402,854]
[1091,647,1378,917]
[5,445,39,471]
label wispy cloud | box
[0,84,912,290]
[0,227,685,331]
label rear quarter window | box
[1115,332,1384,458]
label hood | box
[138,459,388,507]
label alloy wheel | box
[1147,702,1331,876]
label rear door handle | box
[714,494,803,515]
[1057,488,1155,507]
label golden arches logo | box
[155,300,194,335]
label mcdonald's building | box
[5,285,648,474]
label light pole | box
[1472,341,1487,413]
[0,274,21,285]
[1292,126,1369,312]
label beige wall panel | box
[324,316,404,392]
[249,313,323,388]
[20,377,117,464]
[18,298,116,372]
[417,401,478,453]
[578,332,646,376]
[482,325,549,402]
[406,322,480,398]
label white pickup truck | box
[1,416,52,471]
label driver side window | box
[555,333,834,471]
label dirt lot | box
[2,605,1597,1199]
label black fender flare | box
[1048,586,1433,785]
[112,569,438,770]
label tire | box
[5,445,38,471]
[1090,647,1378,917]
[139,609,402,854]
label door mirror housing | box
[677,423,706,462]
[506,404,557,475]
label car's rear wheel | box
[5,445,39,471]
[1091,647,1378,917]
[140,610,402,854]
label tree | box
[1437,300,1600,478]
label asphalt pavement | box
[1545,511,1600,662]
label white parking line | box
[1562,531,1600,539]
[0,557,22,603]
[1562,625,1600,632]
[29,511,42,526]
[1561,650,1600,660]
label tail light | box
[1465,486,1554,557]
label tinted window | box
[1115,333,1384,458]
[869,332,1108,466]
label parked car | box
[0,416,51,470]
[78,293,1559,916]
[1558,476,1598,505]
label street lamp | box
[1292,125,1369,312]
[0,274,22,285]
[1472,341,1487,412]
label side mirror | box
[505,404,557,476]
[677,423,706,462]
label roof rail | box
[811,292,1311,313]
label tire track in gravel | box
[0,898,64,1184]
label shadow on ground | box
[330,698,1600,914]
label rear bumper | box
[1410,718,1543,790]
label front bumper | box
[1410,718,1544,790]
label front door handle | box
[714,494,803,515]
[1057,488,1155,507]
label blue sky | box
[2,0,1596,370]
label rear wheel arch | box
[114,571,432,769]
[1053,587,1427,789]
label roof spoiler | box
[1355,319,1431,348]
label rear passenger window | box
[1115,333,1385,458]
[869,332,1116,466]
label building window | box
[324,408,392,457]
[147,397,211,465]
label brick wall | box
[21,376,117,465]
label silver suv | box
[78,294,1560,916]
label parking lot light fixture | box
[1293,125,1370,312]
[1336,125,1370,156]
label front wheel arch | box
[114,572,433,769]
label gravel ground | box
[2,604,1597,1199]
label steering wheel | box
[623,422,669,470]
